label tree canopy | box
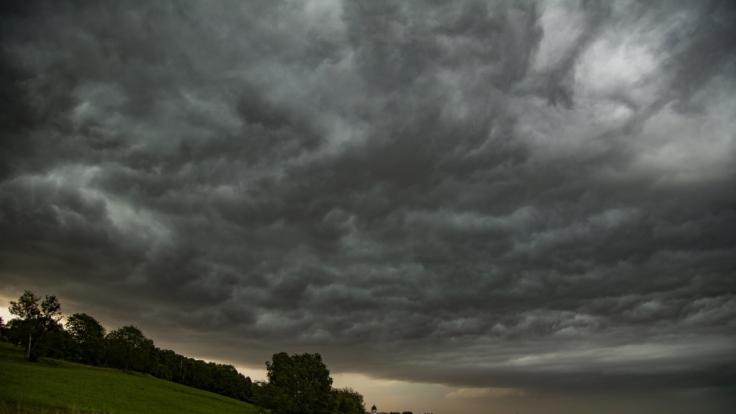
[66,313,106,364]
[333,388,366,414]
[265,352,335,414]
[106,325,155,372]
[8,290,62,361]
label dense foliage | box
[266,352,334,414]
[252,353,365,414]
[332,388,366,414]
[65,313,106,365]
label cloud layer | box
[1,0,735,407]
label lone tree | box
[266,352,334,414]
[8,290,62,361]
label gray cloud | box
[1,0,735,410]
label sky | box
[1,0,735,413]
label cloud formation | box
[1,0,735,409]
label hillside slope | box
[0,342,260,414]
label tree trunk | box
[26,333,32,360]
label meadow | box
[0,342,261,414]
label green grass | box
[0,342,262,414]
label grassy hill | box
[0,342,261,414]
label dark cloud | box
[1,0,736,410]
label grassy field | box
[0,342,261,414]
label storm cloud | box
[1,0,735,410]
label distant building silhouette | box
[366,404,415,414]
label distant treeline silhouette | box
[1,290,367,414]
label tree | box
[105,325,154,372]
[333,388,365,414]
[266,352,335,414]
[252,380,281,409]
[66,313,106,364]
[8,290,62,361]
[0,316,6,340]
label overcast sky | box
[1,1,735,413]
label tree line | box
[0,290,366,414]
[2,290,253,401]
